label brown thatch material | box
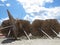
[15,19,31,37]
[1,18,60,38]
[0,26,2,33]
[41,20,57,37]
[47,19,60,34]
[1,19,31,38]
[31,19,44,37]
[31,19,60,38]
[1,20,12,37]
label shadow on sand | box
[1,38,18,44]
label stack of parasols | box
[0,10,60,40]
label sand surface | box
[0,38,60,45]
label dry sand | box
[0,38,60,45]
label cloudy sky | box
[0,0,60,23]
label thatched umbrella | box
[1,10,31,40]
[1,19,31,39]
[31,19,44,37]
[46,19,60,34]
[0,26,1,32]
[1,20,14,37]
[42,20,56,37]
[15,19,31,37]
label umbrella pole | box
[23,29,30,40]
[39,28,52,39]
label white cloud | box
[17,0,54,13]
[0,17,9,23]
[0,0,7,3]
[17,0,60,22]
[45,0,54,3]
[24,7,60,22]
[24,15,33,21]
[6,3,11,7]
[17,0,54,6]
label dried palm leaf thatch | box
[41,19,58,37]
[0,26,2,33]
[15,19,31,37]
[1,20,14,37]
[31,19,44,37]
[1,19,31,38]
[46,19,60,34]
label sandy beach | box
[0,38,60,45]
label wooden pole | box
[39,28,52,39]
[7,29,11,37]
[0,25,12,30]
[51,28,58,37]
[23,30,30,40]
[20,24,30,40]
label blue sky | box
[0,0,60,23]
[0,0,26,19]
[45,0,60,8]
